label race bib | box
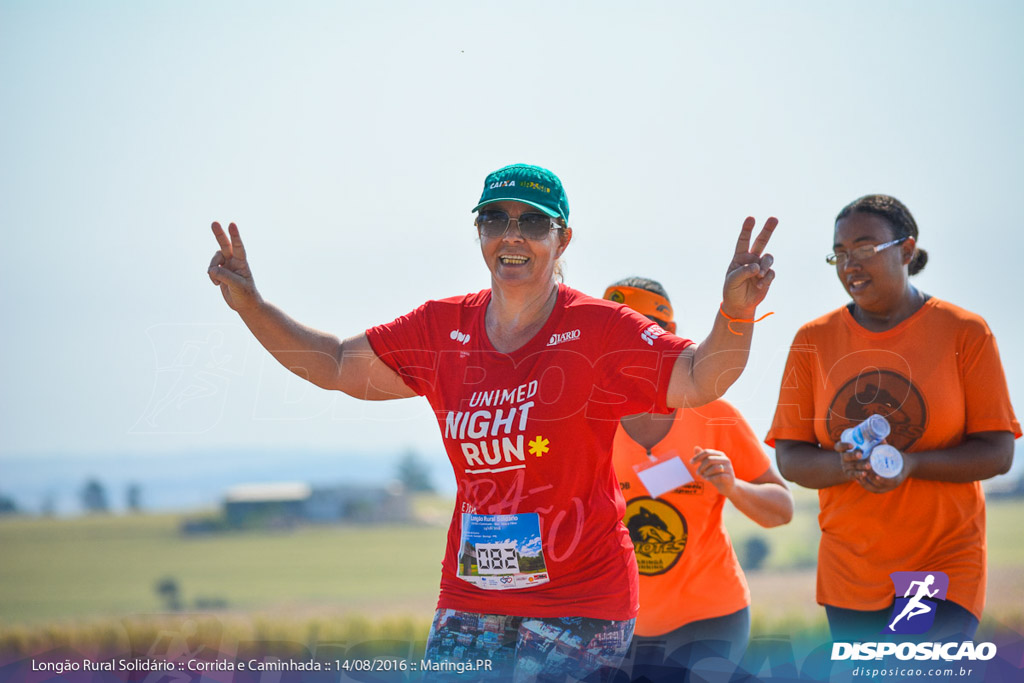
[634,450,694,498]
[456,513,550,590]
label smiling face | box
[833,211,915,314]
[477,200,571,289]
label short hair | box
[553,219,570,282]
[835,194,928,275]
[609,276,671,301]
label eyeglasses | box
[475,210,557,240]
[826,237,908,266]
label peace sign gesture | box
[207,221,260,312]
[722,216,778,318]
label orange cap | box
[603,285,676,333]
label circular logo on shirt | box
[623,497,688,576]
[826,370,927,450]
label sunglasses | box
[475,210,557,240]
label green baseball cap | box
[472,163,570,222]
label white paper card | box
[636,456,694,498]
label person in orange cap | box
[605,276,793,677]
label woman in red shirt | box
[208,164,779,680]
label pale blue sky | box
[2,2,1022,480]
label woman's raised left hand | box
[722,216,778,318]
[692,446,737,496]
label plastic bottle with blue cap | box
[868,444,904,478]
[841,415,903,478]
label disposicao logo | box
[831,570,997,663]
[885,571,948,635]
[831,641,996,662]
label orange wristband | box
[719,304,774,335]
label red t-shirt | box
[366,284,694,620]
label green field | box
[0,514,448,624]
[723,486,1024,570]
[2,492,1022,656]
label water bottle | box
[870,445,904,478]
[840,414,890,459]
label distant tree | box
[740,536,771,571]
[155,576,183,611]
[80,478,110,514]
[397,450,435,493]
[0,493,17,516]
[193,596,229,610]
[126,483,143,513]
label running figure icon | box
[889,574,939,631]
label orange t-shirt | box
[766,299,1021,620]
[613,399,771,636]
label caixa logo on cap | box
[885,571,949,635]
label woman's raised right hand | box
[207,221,260,312]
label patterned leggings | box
[421,609,635,682]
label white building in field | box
[222,481,412,527]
